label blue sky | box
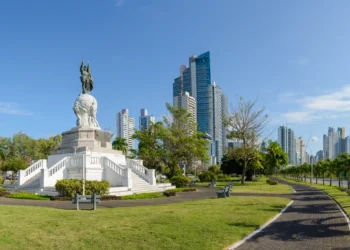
[2,0,350,155]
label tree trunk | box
[330,176,332,186]
[241,162,247,185]
[323,174,325,185]
[316,175,318,184]
[338,176,341,187]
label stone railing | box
[68,155,84,168]
[18,159,47,186]
[49,157,68,177]
[103,157,132,188]
[126,159,156,185]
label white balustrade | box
[49,158,68,177]
[19,159,47,186]
[103,157,125,176]
[68,155,83,168]
[126,159,148,175]
[90,156,101,165]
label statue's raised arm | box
[80,60,94,94]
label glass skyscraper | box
[172,51,226,164]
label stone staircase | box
[131,172,174,194]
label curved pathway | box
[0,187,218,210]
[233,180,350,250]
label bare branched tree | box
[225,97,268,184]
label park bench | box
[216,185,230,198]
[72,193,101,210]
[227,181,233,190]
[208,180,217,187]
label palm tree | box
[112,137,128,155]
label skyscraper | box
[116,109,135,150]
[344,136,350,154]
[316,150,324,162]
[277,126,296,165]
[173,92,197,133]
[139,109,155,131]
[172,51,226,164]
[221,93,228,155]
[296,137,306,164]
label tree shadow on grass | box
[228,222,260,230]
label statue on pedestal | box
[73,60,101,129]
[80,60,94,94]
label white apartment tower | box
[116,109,135,150]
[139,109,155,131]
[173,91,197,131]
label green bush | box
[101,195,121,201]
[7,193,51,200]
[346,189,350,196]
[0,191,10,197]
[198,172,217,182]
[266,178,278,185]
[208,165,221,175]
[163,190,176,197]
[55,179,110,197]
[0,187,7,192]
[338,186,347,192]
[170,175,190,188]
[217,174,232,181]
[0,176,3,186]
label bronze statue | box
[80,60,94,94]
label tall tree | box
[225,98,268,184]
[112,137,128,155]
[162,103,209,177]
[133,121,167,171]
[264,141,288,176]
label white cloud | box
[0,102,32,116]
[311,136,319,142]
[278,85,350,124]
[116,0,125,7]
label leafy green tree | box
[162,104,209,178]
[208,165,221,175]
[225,98,268,184]
[333,153,350,187]
[264,141,288,176]
[112,137,128,155]
[1,157,27,179]
[133,121,166,171]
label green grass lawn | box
[282,177,350,217]
[0,196,290,250]
[195,177,293,194]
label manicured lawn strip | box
[0,196,290,250]
[195,177,293,194]
[6,192,51,201]
[121,192,165,200]
[282,177,350,216]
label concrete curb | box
[226,200,294,250]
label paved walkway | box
[235,180,350,250]
[0,187,218,210]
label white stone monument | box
[16,61,174,196]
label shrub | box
[163,190,176,197]
[55,179,110,197]
[208,165,221,175]
[198,172,217,182]
[167,188,197,193]
[338,186,347,192]
[170,175,190,188]
[346,189,350,196]
[0,187,7,192]
[0,191,10,197]
[100,195,121,201]
[50,196,72,201]
[217,174,232,181]
[0,176,3,185]
[266,178,278,185]
[7,192,51,200]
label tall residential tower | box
[116,109,135,150]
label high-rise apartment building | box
[139,109,155,131]
[116,109,135,150]
[173,91,197,132]
[323,127,345,159]
[173,51,226,164]
[344,136,350,154]
[296,137,306,164]
[277,126,296,165]
[221,93,228,155]
[316,150,324,162]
